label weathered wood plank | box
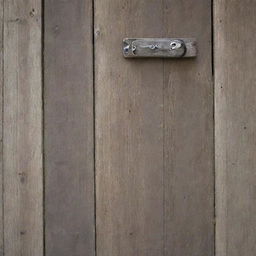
[0,1,3,255]
[95,0,213,255]
[215,1,256,256]
[44,0,95,255]
[163,1,214,255]
[95,1,164,255]
[3,0,43,255]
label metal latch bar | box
[123,38,197,58]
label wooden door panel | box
[215,1,256,255]
[95,0,214,255]
[44,0,95,255]
[3,0,43,255]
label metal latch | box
[123,38,197,58]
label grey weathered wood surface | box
[4,1,256,255]
[3,0,43,255]
[0,1,3,255]
[95,0,213,255]
[44,0,95,255]
[95,2,165,255]
[215,1,256,256]
[163,1,213,255]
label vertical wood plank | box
[95,1,164,255]
[0,1,3,255]
[95,0,213,255]
[215,1,256,256]
[3,0,43,255]
[163,1,214,255]
[44,0,95,255]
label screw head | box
[170,40,182,50]
[123,45,130,54]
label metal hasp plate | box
[123,38,197,58]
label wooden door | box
[0,0,255,256]
[94,1,214,256]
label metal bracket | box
[123,38,197,58]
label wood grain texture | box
[44,0,95,255]
[163,1,213,255]
[95,2,165,255]
[215,1,256,256]
[3,0,43,255]
[95,0,213,255]
[0,1,3,255]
